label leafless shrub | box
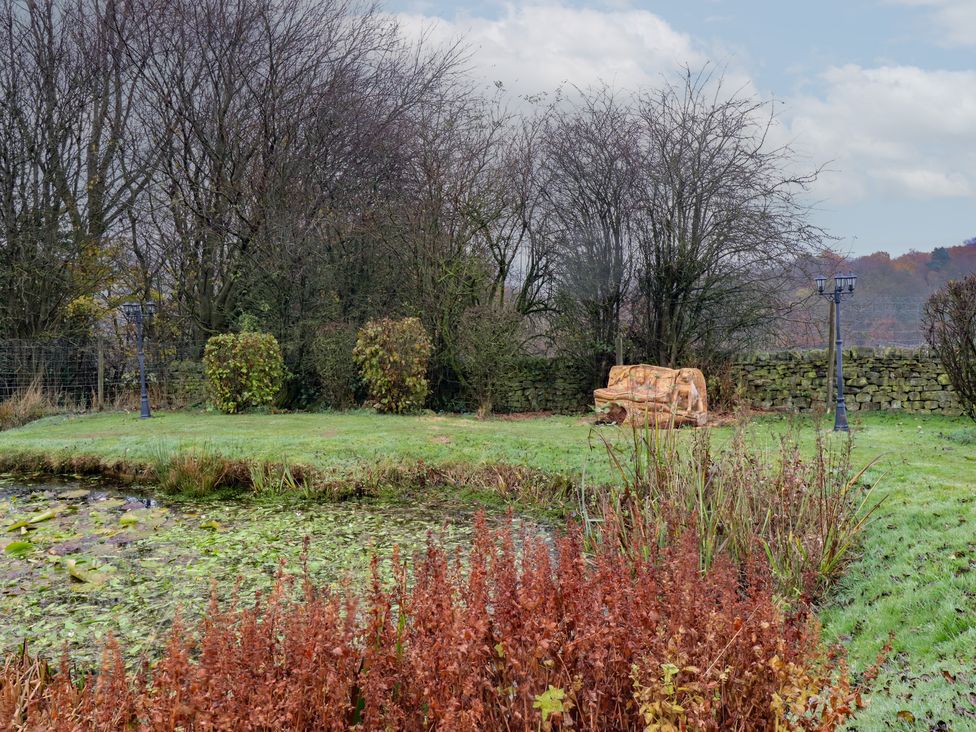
[923,273,976,421]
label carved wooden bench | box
[594,364,707,427]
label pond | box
[0,475,549,666]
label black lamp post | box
[122,301,157,419]
[816,273,857,432]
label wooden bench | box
[593,364,707,427]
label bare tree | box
[481,109,556,318]
[632,70,824,367]
[124,0,468,357]
[124,0,322,340]
[0,0,147,335]
[923,274,976,421]
[540,87,641,387]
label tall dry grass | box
[587,417,884,600]
[148,445,240,497]
[0,381,52,431]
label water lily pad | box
[59,489,91,500]
[90,498,125,511]
[7,508,59,531]
[65,558,107,586]
[4,541,33,558]
[123,508,168,528]
[200,519,222,531]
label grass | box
[815,413,976,730]
[0,410,610,481]
[0,408,973,729]
[0,382,50,432]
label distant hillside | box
[781,238,976,349]
[853,239,976,295]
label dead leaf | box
[65,558,107,586]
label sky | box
[388,0,976,257]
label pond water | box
[0,476,548,666]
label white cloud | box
[783,64,976,201]
[395,4,976,211]
[890,0,976,46]
[395,3,706,96]
[878,168,973,197]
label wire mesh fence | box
[841,295,928,348]
[0,336,205,410]
[772,294,930,351]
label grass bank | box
[0,409,973,728]
[0,411,592,511]
[0,409,610,479]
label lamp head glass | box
[122,302,141,321]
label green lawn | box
[815,414,976,730]
[0,409,616,481]
[0,409,973,729]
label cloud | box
[394,2,706,95]
[878,168,972,197]
[782,64,976,201]
[395,4,976,211]
[890,0,976,46]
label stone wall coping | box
[735,346,938,364]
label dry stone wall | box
[730,348,961,415]
[495,357,592,414]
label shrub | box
[1,517,866,731]
[455,304,523,417]
[311,322,360,409]
[923,274,976,421]
[202,332,284,414]
[353,317,431,413]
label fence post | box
[97,336,105,411]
